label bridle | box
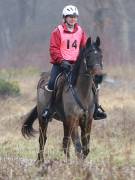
[84,44,103,72]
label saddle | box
[37,72,50,90]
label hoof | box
[35,159,44,167]
[76,152,84,160]
[83,149,90,158]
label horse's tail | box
[21,106,38,138]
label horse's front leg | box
[70,119,82,159]
[80,117,93,158]
[35,119,48,167]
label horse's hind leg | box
[35,120,48,166]
[63,122,71,160]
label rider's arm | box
[80,30,87,48]
[49,28,63,64]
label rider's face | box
[65,15,78,26]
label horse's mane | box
[71,47,85,86]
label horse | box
[21,36,103,165]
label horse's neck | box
[76,61,92,99]
[76,74,92,97]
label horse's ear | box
[86,37,92,48]
[96,36,100,47]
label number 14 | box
[67,40,77,49]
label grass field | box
[0,65,135,180]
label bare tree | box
[18,0,27,27]
[31,0,37,21]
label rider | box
[42,5,107,121]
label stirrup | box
[98,105,105,112]
[93,105,107,120]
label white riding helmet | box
[62,5,79,17]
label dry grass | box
[0,65,135,179]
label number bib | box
[58,25,82,62]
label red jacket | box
[49,23,87,64]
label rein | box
[64,48,95,113]
[65,72,88,113]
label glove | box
[61,60,72,73]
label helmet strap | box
[63,16,75,28]
[66,22,74,29]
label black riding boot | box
[42,86,53,122]
[93,87,107,120]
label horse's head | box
[84,36,103,75]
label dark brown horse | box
[21,37,103,165]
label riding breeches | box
[48,64,63,90]
[48,63,77,90]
